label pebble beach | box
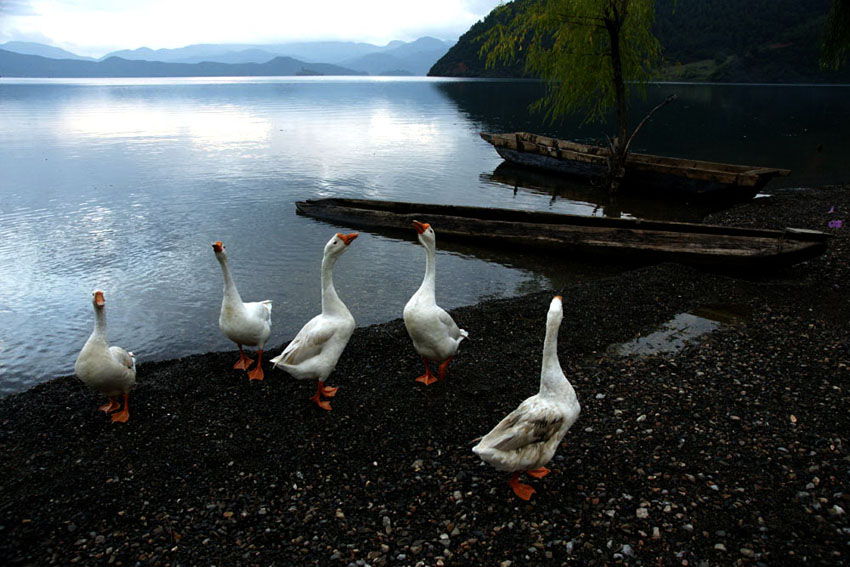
[1,185,848,566]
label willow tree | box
[480,0,672,191]
[821,0,850,70]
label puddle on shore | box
[609,304,751,356]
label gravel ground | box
[1,185,848,566]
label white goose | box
[74,290,137,423]
[403,220,468,385]
[473,295,580,500]
[212,241,272,381]
[271,232,358,410]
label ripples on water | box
[1,78,847,395]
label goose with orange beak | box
[75,290,137,423]
[271,232,358,410]
[212,240,272,381]
[403,220,468,385]
[473,296,580,500]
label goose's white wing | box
[478,397,566,452]
[108,346,136,372]
[245,300,272,324]
[435,306,465,340]
[274,315,336,366]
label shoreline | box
[1,185,848,565]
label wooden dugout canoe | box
[295,198,828,271]
[480,132,791,201]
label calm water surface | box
[1,77,847,394]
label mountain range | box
[429,0,850,83]
[0,37,454,77]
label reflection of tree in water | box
[480,162,722,223]
[433,81,850,189]
[432,81,602,142]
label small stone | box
[621,544,634,557]
[636,508,649,519]
[500,561,512,567]
[740,548,755,557]
[714,543,727,552]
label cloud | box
[0,0,505,56]
[0,0,37,16]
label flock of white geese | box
[73,221,581,500]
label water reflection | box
[480,162,724,222]
[0,78,846,395]
[435,80,850,190]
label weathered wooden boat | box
[480,132,791,201]
[295,198,828,271]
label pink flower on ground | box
[828,206,835,213]
[828,219,843,229]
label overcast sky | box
[0,0,505,56]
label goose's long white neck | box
[217,254,243,306]
[539,312,574,399]
[89,306,108,344]
[321,252,347,315]
[416,240,437,301]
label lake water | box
[1,77,847,395]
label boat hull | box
[295,198,828,272]
[482,132,790,202]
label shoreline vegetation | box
[1,185,849,565]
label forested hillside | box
[429,0,850,83]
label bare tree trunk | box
[605,7,628,193]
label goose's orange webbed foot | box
[110,394,130,424]
[509,473,536,500]
[415,372,439,385]
[320,384,338,397]
[99,397,120,413]
[415,358,438,385]
[310,393,332,411]
[233,345,254,370]
[526,466,551,479]
[310,381,333,410]
[247,350,265,381]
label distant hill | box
[0,49,366,78]
[340,37,455,76]
[104,41,390,65]
[97,37,455,75]
[429,0,850,83]
[0,41,95,61]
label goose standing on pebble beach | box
[212,241,272,381]
[403,221,468,385]
[74,290,137,423]
[473,295,580,500]
[271,232,358,410]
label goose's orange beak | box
[212,241,223,253]
[94,291,105,307]
[412,220,430,234]
[554,295,562,301]
[338,233,358,245]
